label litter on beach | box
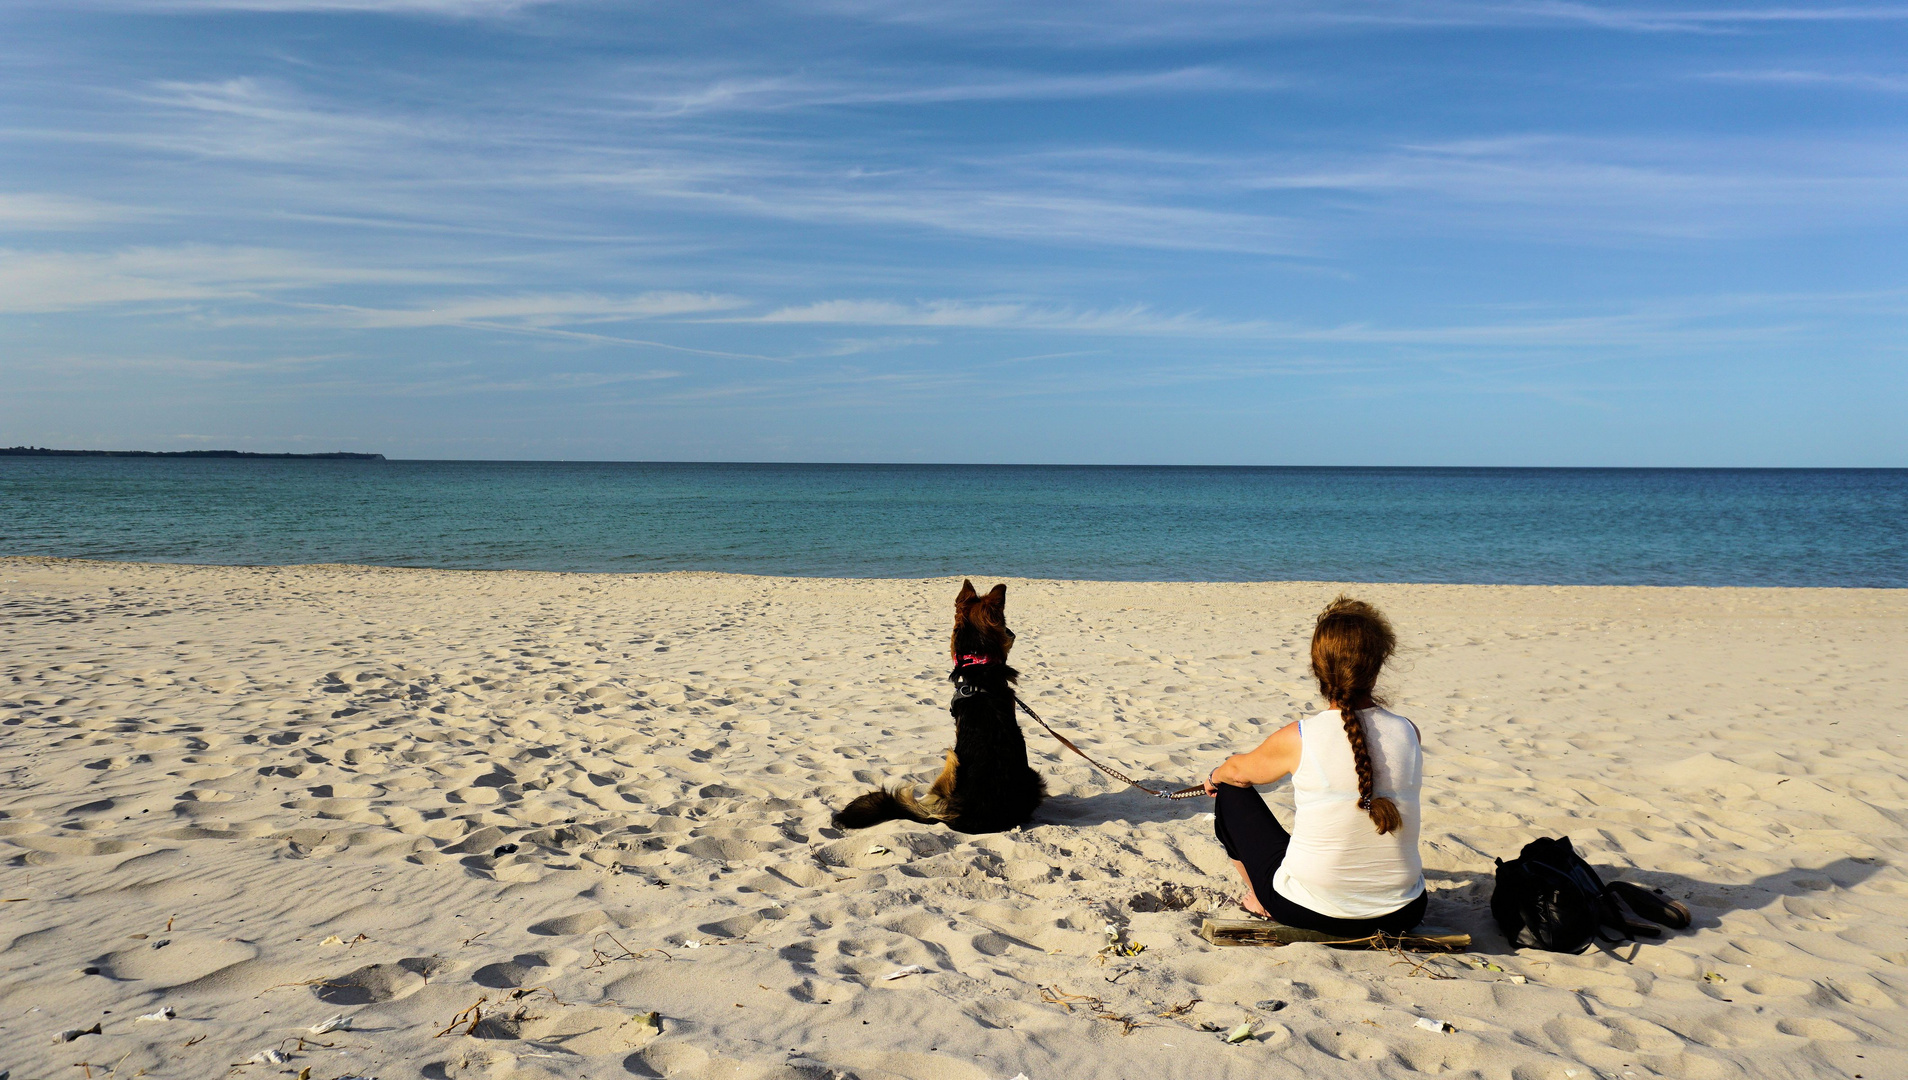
[310,1013,351,1034]
[881,965,930,981]
[1224,1020,1254,1043]
[137,1006,177,1022]
[55,1023,102,1043]
[1415,1017,1456,1033]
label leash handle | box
[1014,698,1207,800]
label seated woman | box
[1203,596,1426,935]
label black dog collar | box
[952,654,1002,698]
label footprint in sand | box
[315,960,429,1004]
[1603,1016,1689,1054]
[473,948,577,988]
[94,935,257,982]
[178,788,236,802]
[1395,1032,1476,1073]
[1680,1010,1780,1050]
[968,931,1036,957]
[1775,1017,1861,1041]
[697,908,784,939]
[1296,974,1375,1001]
[1305,1027,1389,1061]
[10,835,144,863]
[1539,1015,1634,1065]
[527,909,616,936]
[680,836,764,863]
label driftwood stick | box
[1198,919,1470,952]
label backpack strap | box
[1522,839,1650,945]
[1592,884,1662,940]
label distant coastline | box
[1,446,384,460]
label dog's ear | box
[956,579,978,606]
[984,583,1006,613]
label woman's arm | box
[1204,721,1301,793]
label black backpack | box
[1491,836,1637,952]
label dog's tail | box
[833,786,943,830]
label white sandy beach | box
[2,557,1905,1080]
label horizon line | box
[5,449,1904,470]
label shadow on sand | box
[1034,786,1215,829]
[1426,854,1885,954]
[1033,789,1886,959]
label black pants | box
[1213,784,1427,935]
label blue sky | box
[2,1,1905,464]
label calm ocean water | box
[2,459,1903,587]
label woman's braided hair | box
[1310,596,1401,835]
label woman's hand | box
[1205,757,1246,792]
[1208,723,1303,792]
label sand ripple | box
[2,559,1906,1079]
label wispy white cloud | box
[123,77,441,164]
[608,65,1287,116]
[1697,68,1908,91]
[0,246,463,312]
[6,0,1907,465]
[122,81,1303,251]
[802,0,1908,40]
[223,291,783,361]
[665,186,1306,254]
[786,335,940,358]
[13,233,1902,358]
[0,192,150,230]
[56,0,556,14]
[1505,2,1908,31]
[282,291,746,329]
[747,287,1908,350]
[749,299,1273,336]
[1215,134,1908,239]
[5,351,349,377]
[215,299,786,361]
[4,77,1303,254]
[41,0,1908,31]
[313,366,686,399]
[16,51,1901,263]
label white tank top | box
[1272,707,1425,920]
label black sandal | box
[1608,880,1691,930]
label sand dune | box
[2,558,1905,1079]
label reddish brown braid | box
[1310,596,1402,835]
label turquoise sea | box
[2,459,1903,587]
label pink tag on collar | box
[956,654,996,668]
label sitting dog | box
[832,580,1046,834]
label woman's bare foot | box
[1231,858,1273,917]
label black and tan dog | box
[832,580,1046,834]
